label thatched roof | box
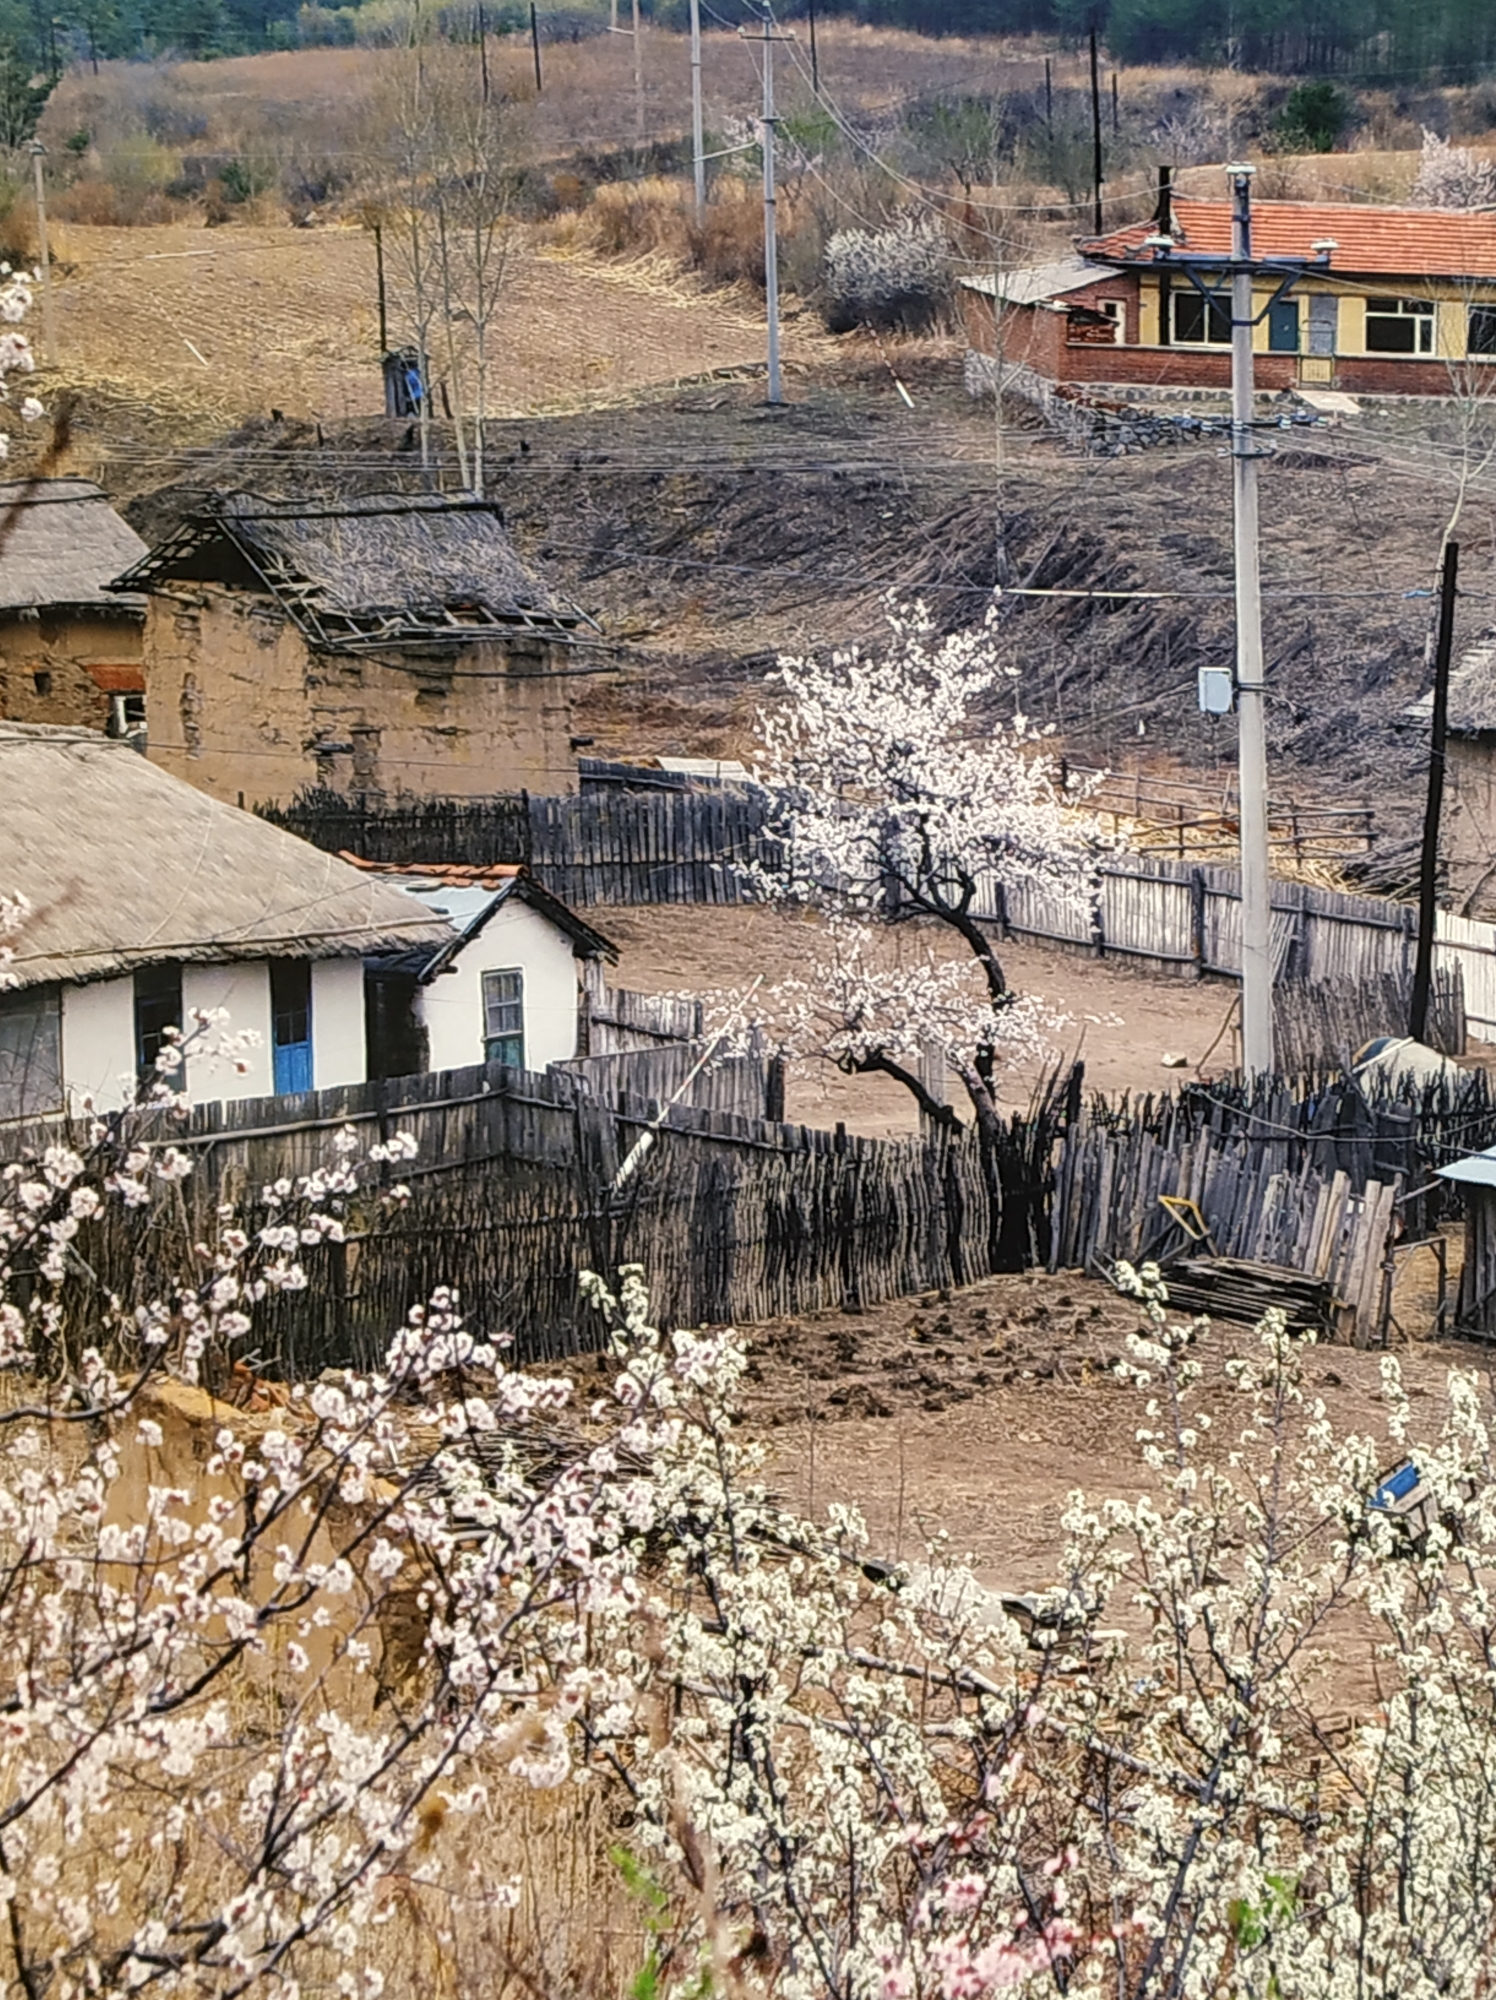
[1408,634,1496,736]
[0,724,449,990]
[0,478,147,616]
[110,492,584,653]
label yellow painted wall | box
[1134,272,1496,359]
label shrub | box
[823,212,951,335]
[1274,78,1354,152]
[219,153,275,202]
[1412,126,1496,207]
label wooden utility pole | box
[739,6,795,406]
[373,220,388,354]
[477,0,489,101]
[807,0,819,92]
[530,1,542,91]
[1088,25,1103,233]
[1044,56,1052,135]
[690,0,705,222]
[28,142,54,367]
[1228,163,1273,1076]
[1410,540,1461,1045]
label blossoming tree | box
[718,601,1102,1263]
[6,993,1496,1996]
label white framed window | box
[1364,296,1434,355]
[1171,289,1232,345]
[482,968,525,1068]
[1469,303,1496,359]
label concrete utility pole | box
[28,142,55,368]
[690,0,705,224]
[739,6,794,406]
[1228,162,1273,1077]
[1088,25,1103,234]
[632,0,644,141]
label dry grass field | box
[43,25,1059,170]
[42,217,822,423]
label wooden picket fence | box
[258,784,1496,1046]
[10,1054,1488,1371]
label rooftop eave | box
[1088,242,1496,287]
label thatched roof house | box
[111,492,584,653]
[0,478,147,615]
[0,723,445,990]
[1407,633,1496,922]
[114,491,595,808]
[0,480,150,738]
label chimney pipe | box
[1154,163,1173,238]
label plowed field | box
[47,220,806,424]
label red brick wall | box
[1333,356,1473,396]
[959,291,1062,376]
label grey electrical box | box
[1198,667,1234,715]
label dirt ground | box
[603,901,1247,1135]
[593,1250,1465,1711]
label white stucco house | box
[0,722,447,1118]
[348,861,617,1078]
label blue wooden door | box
[270,960,313,1095]
[273,1037,313,1094]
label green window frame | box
[482,968,525,1069]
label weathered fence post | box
[765,1055,786,1124]
[1190,866,1207,978]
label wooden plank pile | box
[1160,1257,1335,1334]
[1051,1079,1410,1341]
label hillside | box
[105,353,1490,893]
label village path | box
[602,902,1243,1137]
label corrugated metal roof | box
[1083,198,1496,280]
[1437,1144,1496,1187]
[342,858,524,891]
[961,257,1121,306]
[342,854,618,965]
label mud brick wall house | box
[1411,636,1496,919]
[0,479,147,734]
[110,492,592,807]
[962,193,1496,399]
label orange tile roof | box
[340,854,525,890]
[86,663,145,693]
[1083,199,1496,280]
